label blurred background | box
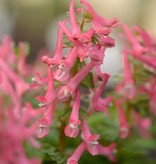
[0,0,155,75]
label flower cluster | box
[1,0,156,164]
[115,24,156,139]
[33,0,118,163]
[0,36,41,163]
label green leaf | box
[80,72,94,89]
[42,146,67,164]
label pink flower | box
[56,60,96,102]
[35,118,50,138]
[30,72,47,87]
[17,42,31,76]
[65,89,81,138]
[121,23,145,56]
[36,66,55,107]
[81,119,100,155]
[67,142,86,164]
[133,111,151,138]
[69,0,81,39]
[42,20,67,68]
[98,143,117,161]
[80,28,95,43]
[0,59,29,98]
[58,21,89,61]
[116,50,136,99]
[89,72,112,115]
[80,0,118,35]
[54,47,77,82]
[115,100,129,139]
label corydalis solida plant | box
[35,0,118,162]
[1,0,156,164]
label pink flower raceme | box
[65,88,81,138]
[0,103,41,164]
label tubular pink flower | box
[98,35,115,48]
[115,100,129,139]
[133,111,151,138]
[94,73,110,98]
[22,103,43,121]
[56,60,95,102]
[35,118,50,138]
[74,41,88,62]
[65,89,81,138]
[80,28,95,43]
[67,61,95,94]
[30,72,47,87]
[121,23,145,55]
[69,0,81,39]
[54,67,70,82]
[59,20,73,40]
[124,49,156,70]
[87,46,105,66]
[56,85,72,102]
[42,20,67,67]
[36,66,55,107]
[0,71,17,103]
[44,100,55,125]
[98,143,117,161]
[54,47,77,82]
[59,21,89,61]
[80,0,118,35]
[133,26,155,50]
[60,47,78,68]
[81,119,100,155]
[89,73,112,115]
[17,42,31,76]
[67,142,86,164]
[0,59,29,97]
[0,36,16,63]
[122,51,136,99]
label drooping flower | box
[36,66,55,107]
[67,142,86,164]
[116,50,136,100]
[81,119,100,155]
[65,88,81,138]
[115,100,129,139]
[89,72,112,115]
[80,0,118,35]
